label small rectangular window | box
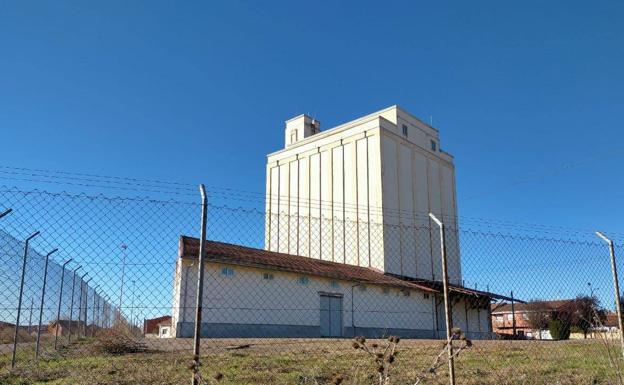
[330,280,339,288]
[358,285,367,292]
[262,273,274,280]
[297,276,310,285]
[507,314,514,321]
[220,267,234,277]
[423,293,430,299]
[430,140,437,152]
[402,124,408,136]
[402,290,411,297]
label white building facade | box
[265,106,460,284]
[171,238,493,340]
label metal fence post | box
[36,248,58,358]
[192,184,208,385]
[429,213,455,385]
[68,265,82,343]
[55,259,73,350]
[12,231,40,369]
[596,231,624,359]
[0,208,12,219]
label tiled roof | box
[491,299,572,314]
[178,236,437,293]
[393,274,517,302]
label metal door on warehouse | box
[320,294,343,337]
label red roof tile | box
[178,236,437,293]
[491,299,572,314]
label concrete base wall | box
[344,326,436,339]
[176,322,320,338]
[176,322,437,339]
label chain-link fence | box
[1,184,624,384]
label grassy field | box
[1,337,622,385]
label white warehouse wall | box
[172,259,438,338]
[172,259,491,339]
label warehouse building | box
[172,237,495,339]
[172,106,501,339]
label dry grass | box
[0,338,622,384]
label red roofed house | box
[143,316,172,338]
[491,300,573,339]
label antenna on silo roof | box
[430,115,433,126]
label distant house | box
[48,320,86,337]
[144,316,172,338]
[583,312,621,339]
[491,300,573,339]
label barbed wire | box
[2,165,621,241]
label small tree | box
[560,295,605,339]
[524,300,551,339]
[549,319,571,341]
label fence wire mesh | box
[1,184,624,385]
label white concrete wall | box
[266,106,461,283]
[266,119,385,271]
[173,260,436,335]
[379,129,460,283]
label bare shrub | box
[0,325,34,344]
[93,321,146,355]
[351,336,400,385]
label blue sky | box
[1,0,623,234]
